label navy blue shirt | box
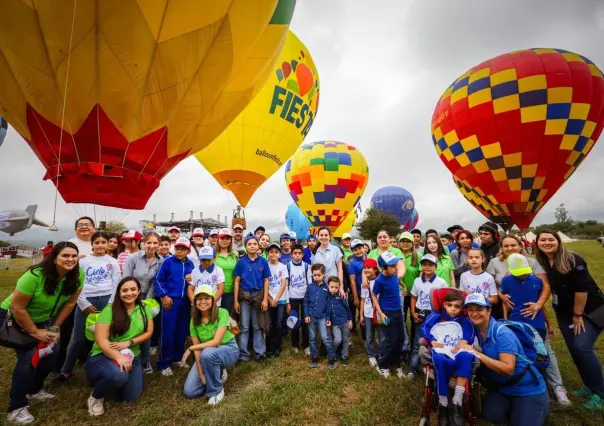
[501,274,546,331]
[448,241,480,252]
[279,251,293,265]
[327,293,352,326]
[372,273,402,311]
[303,247,313,265]
[233,254,271,292]
[347,256,365,294]
[303,281,330,318]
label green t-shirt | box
[367,246,404,261]
[435,255,455,287]
[0,267,85,323]
[401,252,420,292]
[90,304,152,358]
[189,307,235,345]
[215,251,239,293]
[342,248,353,262]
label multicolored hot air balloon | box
[333,206,359,238]
[0,117,7,149]
[285,141,369,233]
[285,202,311,240]
[196,30,319,206]
[432,48,604,230]
[0,1,296,209]
[370,186,415,226]
[403,208,419,231]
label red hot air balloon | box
[432,48,604,231]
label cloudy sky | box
[2,0,604,243]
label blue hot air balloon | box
[370,186,415,226]
[0,117,7,148]
[285,202,311,240]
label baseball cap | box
[341,233,352,240]
[267,242,282,252]
[363,258,378,269]
[198,246,214,260]
[244,233,257,244]
[447,225,463,233]
[194,284,215,298]
[233,223,244,230]
[174,237,191,249]
[464,292,491,308]
[192,228,204,237]
[217,228,232,238]
[307,234,317,241]
[167,226,180,233]
[420,253,438,265]
[351,238,364,249]
[398,231,413,242]
[507,253,533,276]
[122,230,143,241]
[288,231,297,240]
[255,226,266,234]
[209,229,219,236]
[280,233,291,241]
[410,228,422,235]
[478,221,499,236]
[378,251,400,267]
[286,310,302,330]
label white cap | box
[351,239,364,249]
[233,224,244,230]
[198,246,214,260]
[288,231,297,239]
[192,228,204,237]
[174,237,191,249]
[209,229,219,236]
[167,226,180,233]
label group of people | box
[0,216,603,426]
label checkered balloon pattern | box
[285,141,369,232]
[432,48,604,230]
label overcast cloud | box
[2,0,604,244]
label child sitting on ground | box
[360,258,380,367]
[326,277,353,366]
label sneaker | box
[254,355,266,362]
[87,394,105,416]
[177,361,190,369]
[572,387,593,399]
[310,357,318,368]
[161,367,173,377]
[304,347,311,357]
[405,372,415,381]
[292,347,299,354]
[450,403,465,426]
[554,386,572,407]
[143,362,153,375]
[328,359,337,370]
[7,407,35,425]
[342,357,349,366]
[396,368,404,379]
[207,389,225,406]
[368,357,377,367]
[438,404,448,426]
[274,350,281,358]
[221,369,228,383]
[149,346,158,356]
[26,389,56,402]
[376,366,390,378]
[54,372,72,384]
[584,394,604,411]
[238,357,250,364]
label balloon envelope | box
[285,141,369,233]
[0,117,7,148]
[432,48,604,230]
[333,207,359,238]
[196,30,319,206]
[403,208,419,231]
[285,203,311,240]
[370,186,415,226]
[0,0,295,209]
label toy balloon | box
[370,186,415,226]
[432,48,604,230]
[285,203,311,240]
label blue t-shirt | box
[233,255,271,292]
[347,256,365,293]
[477,318,546,397]
[371,273,402,311]
[448,242,480,252]
[279,251,292,265]
[501,274,546,331]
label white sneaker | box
[292,347,299,354]
[177,361,190,369]
[376,366,390,378]
[304,347,311,357]
[368,357,377,367]
[87,394,105,417]
[554,386,572,407]
[222,369,228,383]
[26,389,55,402]
[396,368,404,379]
[406,372,416,381]
[207,389,225,406]
[161,367,174,377]
[7,407,35,425]
[149,346,158,356]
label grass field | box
[0,243,603,425]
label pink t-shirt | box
[117,251,130,273]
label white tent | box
[524,231,537,242]
[558,231,573,243]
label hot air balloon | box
[285,202,311,240]
[285,141,369,233]
[403,208,419,231]
[370,186,415,226]
[333,206,359,238]
[0,1,296,210]
[0,117,7,149]
[196,30,319,206]
[432,48,604,231]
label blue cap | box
[420,253,438,265]
[280,233,291,241]
[307,234,317,241]
[464,293,491,308]
[266,242,282,252]
[378,251,400,267]
[244,233,257,244]
[197,246,214,260]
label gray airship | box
[0,205,49,236]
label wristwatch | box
[129,338,135,347]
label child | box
[187,246,225,306]
[287,244,311,354]
[422,290,476,425]
[326,277,353,365]
[359,258,380,366]
[267,243,290,357]
[303,263,336,369]
[278,234,293,265]
[158,235,172,259]
[371,252,406,379]
[154,237,195,376]
[459,248,499,306]
[347,239,366,337]
[409,254,448,379]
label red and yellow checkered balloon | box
[285,141,369,233]
[432,48,604,230]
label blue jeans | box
[377,309,405,370]
[410,321,424,371]
[237,298,265,360]
[332,323,350,358]
[61,294,111,374]
[557,313,604,397]
[85,354,143,401]
[482,389,549,425]
[308,317,335,360]
[183,340,239,398]
[221,292,234,315]
[364,316,377,358]
[543,336,564,390]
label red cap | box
[122,230,143,241]
[363,258,378,269]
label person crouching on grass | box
[326,277,353,366]
[183,285,239,406]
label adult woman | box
[367,230,406,287]
[460,293,549,425]
[85,277,153,416]
[0,242,84,425]
[535,229,604,410]
[188,228,205,266]
[259,233,271,258]
[117,231,142,273]
[123,232,164,373]
[423,235,455,287]
[398,232,419,353]
[311,227,344,294]
[183,285,239,405]
[214,228,239,314]
[450,230,473,284]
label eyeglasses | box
[76,223,93,228]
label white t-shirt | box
[190,265,225,306]
[459,271,498,298]
[69,237,92,257]
[430,321,464,349]
[361,279,377,318]
[311,245,343,279]
[78,255,120,310]
[288,261,312,300]
[268,262,289,303]
[187,246,204,268]
[411,275,448,310]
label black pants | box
[267,305,285,354]
[54,309,75,372]
[378,309,405,370]
[289,299,309,349]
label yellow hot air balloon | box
[333,207,358,238]
[196,30,319,206]
[0,0,295,209]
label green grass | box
[0,243,603,425]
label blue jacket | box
[303,282,330,319]
[327,294,352,326]
[303,247,313,265]
[154,255,195,299]
[422,311,475,344]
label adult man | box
[279,233,293,264]
[41,241,54,258]
[341,233,353,261]
[254,226,265,239]
[69,216,95,257]
[167,226,180,254]
[478,221,500,267]
[411,229,424,254]
[232,224,245,252]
